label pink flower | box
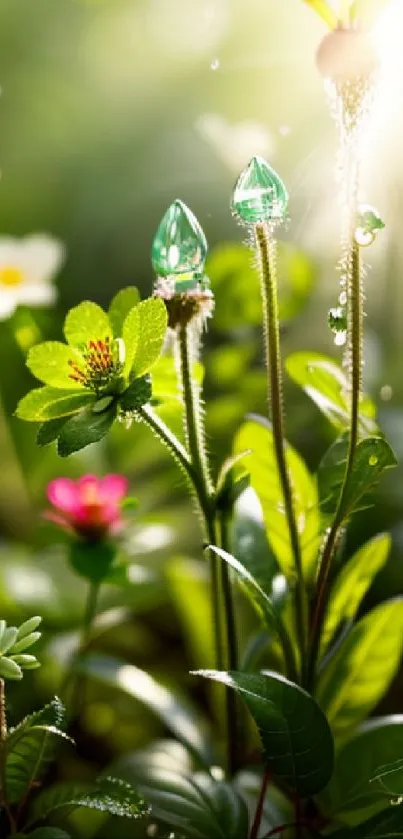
[45,474,129,541]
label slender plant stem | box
[69,580,101,715]
[250,770,270,839]
[0,679,17,834]
[254,223,307,676]
[218,511,238,776]
[136,403,196,484]
[307,240,362,689]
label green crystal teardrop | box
[357,204,385,233]
[231,156,288,224]
[151,199,208,278]
[328,306,347,333]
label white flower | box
[0,234,65,320]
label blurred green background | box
[0,0,403,835]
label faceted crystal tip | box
[231,156,288,225]
[151,199,208,279]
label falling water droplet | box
[355,227,376,247]
[380,384,393,401]
[334,331,347,346]
[339,291,348,306]
[328,306,347,333]
[210,58,220,70]
[369,455,378,466]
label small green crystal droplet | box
[152,199,208,278]
[354,203,385,247]
[328,306,347,333]
[231,156,288,225]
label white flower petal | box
[0,239,25,270]
[19,234,65,284]
[0,289,18,319]
[17,282,58,307]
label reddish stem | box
[250,771,271,839]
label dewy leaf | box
[64,301,113,347]
[27,341,84,389]
[319,716,403,825]
[130,298,168,378]
[316,599,403,739]
[234,418,320,580]
[321,534,391,655]
[57,402,117,456]
[195,670,334,797]
[16,387,93,422]
[286,352,377,434]
[108,286,140,337]
[6,697,68,803]
[29,776,148,822]
[75,653,214,767]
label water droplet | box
[334,331,347,346]
[355,203,385,247]
[151,199,207,278]
[328,306,347,333]
[380,384,393,401]
[339,291,348,306]
[355,227,375,247]
[369,454,378,466]
[231,156,288,224]
[210,58,220,70]
[391,796,403,806]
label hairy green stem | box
[136,403,196,484]
[218,512,239,776]
[255,223,308,677]
[307,240,362,689]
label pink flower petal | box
[47,478,81,514]
[99,474,129,502]
[42,510,74,534]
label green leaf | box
[0,657,22,679]
[371,758,403,795]
[17,616,42,639]
[232,487,277,593]
[321,534,391,655]
[318,435,397,521]
[11,631,41,654]
[120,375,152,412]
[125,297,167,378]
[286,352,377,434]
[27,341,83,389]
[0,626,18,653]
[111,755,249,839]
[320,717,403,824]
[37,417,69,446]
[29,776,148,822]
[206,242,316,330]
[76,653,214,767]
[234,418,320,580]
[16,387,93,422]
[64,301,113,347]
[6,698,69,803]
[208,546,276,629]
[14,830,71,839]
[108,286,140,337]
[195,670,334,796]
[68,542,116,583]
[316,599,403,739]
[331,806,403,837]
[167,558,214,669]
[57,402,117,456]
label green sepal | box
[120,375,152,413]
[68,542,117,583]
[57,401,117,457]
[16,387,93,422]
[37,417,69,446]
[108,286,140,337]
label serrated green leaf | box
[6,698,68,803]
[27,341,83,389]
[286,352,377,434]
[37,417,69,446]
[318,435,397,521]
[321,534,391,655]
[16,387,93,422]
[120,375,152,412]
[234,417,320,580]
[108,286,140,337]
[319,716,403,825]
[29,775,148,822]
[64,301,112,348]
[57,402,117,456]
[75,653,214,767]
[195,670,334,796]
[317,599,403,739]
[128,297,167,378]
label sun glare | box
[372,0,403,72]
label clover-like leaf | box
[27,342,83,389]
[195,670,334,797]
[16,387,94,422]
[57,401,117,456]
[64,301,113,347]
[108,286,140,337]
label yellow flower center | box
[0,266,25,287]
